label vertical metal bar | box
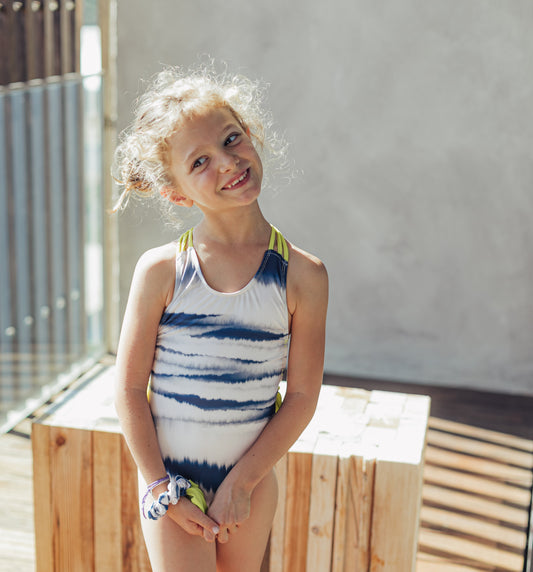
[10,84,34,395]
[0,3,9,85]
[46,77,68,367]
[82,74,104,351]
[51,0,61,76]
[26,0,45,81]
[29,80,53,385]
[60,0,75,74]
[43,0,61,78]
[99,0,120,353]
[9,0,28,83]
[73,0,81,74]
[0,89,15,407]
[64,76,84,359]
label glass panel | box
[0,7,105,432]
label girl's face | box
[166,106,263,213]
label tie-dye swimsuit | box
[149,226,289,503]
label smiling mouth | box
[223,169,249,190]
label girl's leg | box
[216,469,278,572]
[138,474,216,572]
[141,506,217,572]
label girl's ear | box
[160,186,194,208]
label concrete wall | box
[116,1,533,395]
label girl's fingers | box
[189,508,220,542]
[167,499,220,541]
[217,526,230,544]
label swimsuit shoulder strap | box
[179,226,288,261]
[268,225,289,262]
[178,228,193,252]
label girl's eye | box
[225,133,240,146]
[193,156,207,169]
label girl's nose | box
[218,151,239,172]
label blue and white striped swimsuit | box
[149,226,289,503]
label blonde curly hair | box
[112,63,288,217]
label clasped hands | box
[167,479,251,544]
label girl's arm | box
[207,245,328,538]
[115,246,219,540]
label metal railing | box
[0,0,104,431]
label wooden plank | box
[420,505,527,551]
[283,450,313,572]
[427,429,533,469]
[423,464,531,507]
[418,528,524,572]
[93,430,122,571]
[49,426,94,571]
[331,453,349,572]
[0,424,35,570]
[31,422,54,572]
[429,417,533,453]
[424,447,532,486]
[343,460,358,572]
[120,436,151,571]
[269,454,288,572]
[423,483,529,528]
[306,438,338,572]
[370,461,423,571]
[416,558,496,572]
[352,455,375,571]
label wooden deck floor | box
[0,374,531,571]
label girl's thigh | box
[141,513,216,572]
[216,469,278,572]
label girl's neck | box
[195,203,271,247]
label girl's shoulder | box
[287,241,327,282]
[136,241,178,275]
[286,241,328,314]
[131,241,178,307]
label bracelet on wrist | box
[141,474,192,520]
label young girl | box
[114,65,328,572]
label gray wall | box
[116,1,533,395]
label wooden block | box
[93,430,122,571]
[32,422,54,572]
[31,370,431,572]
[306,437,338,572]
[269,454,288,572]
[49,426,94,571]
[283,450,313,572]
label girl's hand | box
[166,497,220,542]
[207,478,251,543]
